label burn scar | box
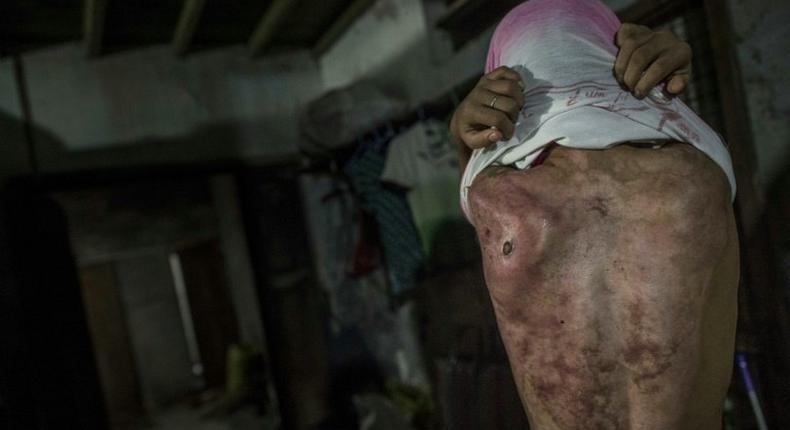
[503,240,514,255]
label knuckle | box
[464,106,479,122]
[455,105,466,119]
[618,39,636,49]
[624,72,639,86]
[622,24,649,39]
[652,58,670,70]
[483,110,497,125]
[657,28,674,38]
[502,98,518,113]
[632,48,650,64]
[495,112,509,127]
[618,23,637,37]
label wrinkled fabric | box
[381,120,469,265]
[345,136,424,296]
[460,0,736,219]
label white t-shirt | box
[382,120,464,256]
[460,0,736,219]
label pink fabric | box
[486,0,621,73]
[460,0,736,218]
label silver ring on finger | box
[489,95,498,108]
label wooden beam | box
[247,0,299,57]
[83,0,108,57]
[313,0,374,56]
[172,0,206,56]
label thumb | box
[666,74,689,94]
[465,128,502,149]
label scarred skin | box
[450,21,739,428]
[467,143,738,429]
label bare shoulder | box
[471,143,730,223]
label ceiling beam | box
[83,0,108,57]
[172,0,207,56]
[248,0,299,57]
[313,0,374,56]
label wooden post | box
[248,0,298,57]
[83,0,108,57]
[172,0,207,56]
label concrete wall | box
[319,0,491,107]
[726,0,790,191]
[0,46,323,175]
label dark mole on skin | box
[503,240,513,255]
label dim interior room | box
[0,0,788,429]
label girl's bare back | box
[468,142,738,429]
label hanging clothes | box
[300,173,429,391]
[344,134,424,296]
[381,119,474,268]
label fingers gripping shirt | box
[459,0,736,219]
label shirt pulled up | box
[459,0,736,219]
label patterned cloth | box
[345,133,424,296]
[381,120,462,255]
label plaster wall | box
[726,0,790,191]
[0,46,323,173]
[319,0,490,107]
